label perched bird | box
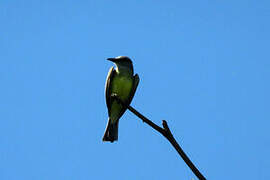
[103,56,139,142]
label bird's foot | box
[111,93,118,98]
[111,94,123,105]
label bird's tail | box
[102,118,119,142]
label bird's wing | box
[105,66,116,114]
[127,74,140,105]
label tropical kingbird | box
[102,56,139,142]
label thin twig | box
[113,95,206,180]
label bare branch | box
[113,95,206,180]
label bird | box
[103,56,139,142]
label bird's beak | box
[107,58,116,62]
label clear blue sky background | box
[1,1,269,180]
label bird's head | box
[107,56,134,73]
[107,56,132,64]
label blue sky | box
[1,1,269,179]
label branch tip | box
[162,120,168,129]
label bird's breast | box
[111,75,133,101]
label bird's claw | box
[111,93,123,105]
[111,93,118,98]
